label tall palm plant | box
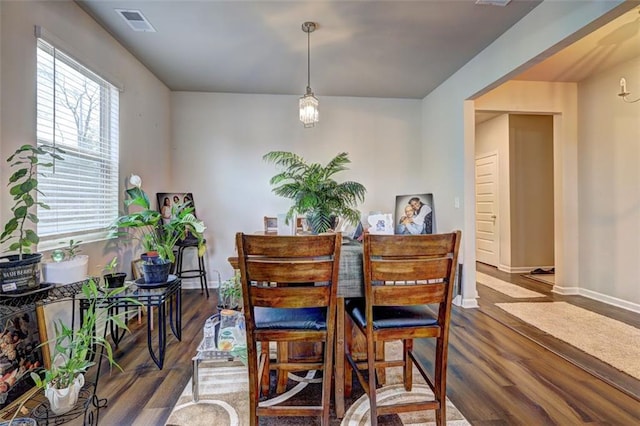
[263,151,366,233]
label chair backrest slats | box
[243,235,337,257]
[252,285,330,308]
[245,259,334,283]
[368,233,457,257]
[370,257,452,282]
[373,282,446,306]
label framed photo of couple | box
[394,193,435,235]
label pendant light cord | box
[307,28,311,90]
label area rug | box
[166,341,470,425]
[523,274,555,285]
[476,271,545,298]
[495,301,640,380]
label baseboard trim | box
[460,297,479,309]
[578,288,640,314]
[498,264,554,274]
[553,285,640,314]
[551,285,579,295]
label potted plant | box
[217,270,242,311]
[30,278,141,415]
[41,240,89,285]
[102,256,127,288]
[263,151,366,234]
[0,144,64,294]
[110,174,206,283]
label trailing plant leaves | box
[14,205,27,219]
[8,168,28,183]
[1,218,19,241]
[25,229,39,244]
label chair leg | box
[343,312,353,398]
[276,342,289,393]
[248,341,260,426]
[367,335,378,426]
[260,342,271,396]
[375,342,386,385]
[321,340,333,425]
[435,335,447,426]
[403,339,413,392]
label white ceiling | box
[76,0,543,99]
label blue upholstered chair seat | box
[346,298,438,329]
[254,307,327,330]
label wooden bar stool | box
[175,238,209,298]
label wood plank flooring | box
[37,271,640,424]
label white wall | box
[170,92,422,280]
[423,0,629,308]
[1,1,172,331]
[578,56,640,309]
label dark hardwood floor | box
[39,271,640,425]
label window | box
[36,38,119,247]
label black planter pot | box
[103,272,127,288]
[0,253,43,294]
[307,213,338,234]
[142,260,172,284]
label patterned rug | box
[496,302,640,380]
[165,341,470,425]
[476,272,545,298]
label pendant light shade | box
[300,22,319,128]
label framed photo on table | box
[394,193,435,235]
[0,305,48,413]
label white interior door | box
[476,153,499,266]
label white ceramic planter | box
[42,255,89,285]
[45,373,84,415]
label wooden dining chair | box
[344,231,461,426]
[235,232,342,426]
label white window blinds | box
[36,37,120,244]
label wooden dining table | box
[227,237,377,418]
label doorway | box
[475,113,555,274]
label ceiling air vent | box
[115,9,156,32]
[475,0,512,6]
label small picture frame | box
[367,213,394,235]
[394,193,435,235]
[156,192,196,225]
[131,259,144,280]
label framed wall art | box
[394,193,435,235]
[156,192,196,225]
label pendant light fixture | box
[299,21,319,128]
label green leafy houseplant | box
[1,144,65,258]
[0,144,64,293]
[111,174,206,263]
[102,256,126,288]
[217,270,242,310]
[30,278,141,414]
[263,151,366,234]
